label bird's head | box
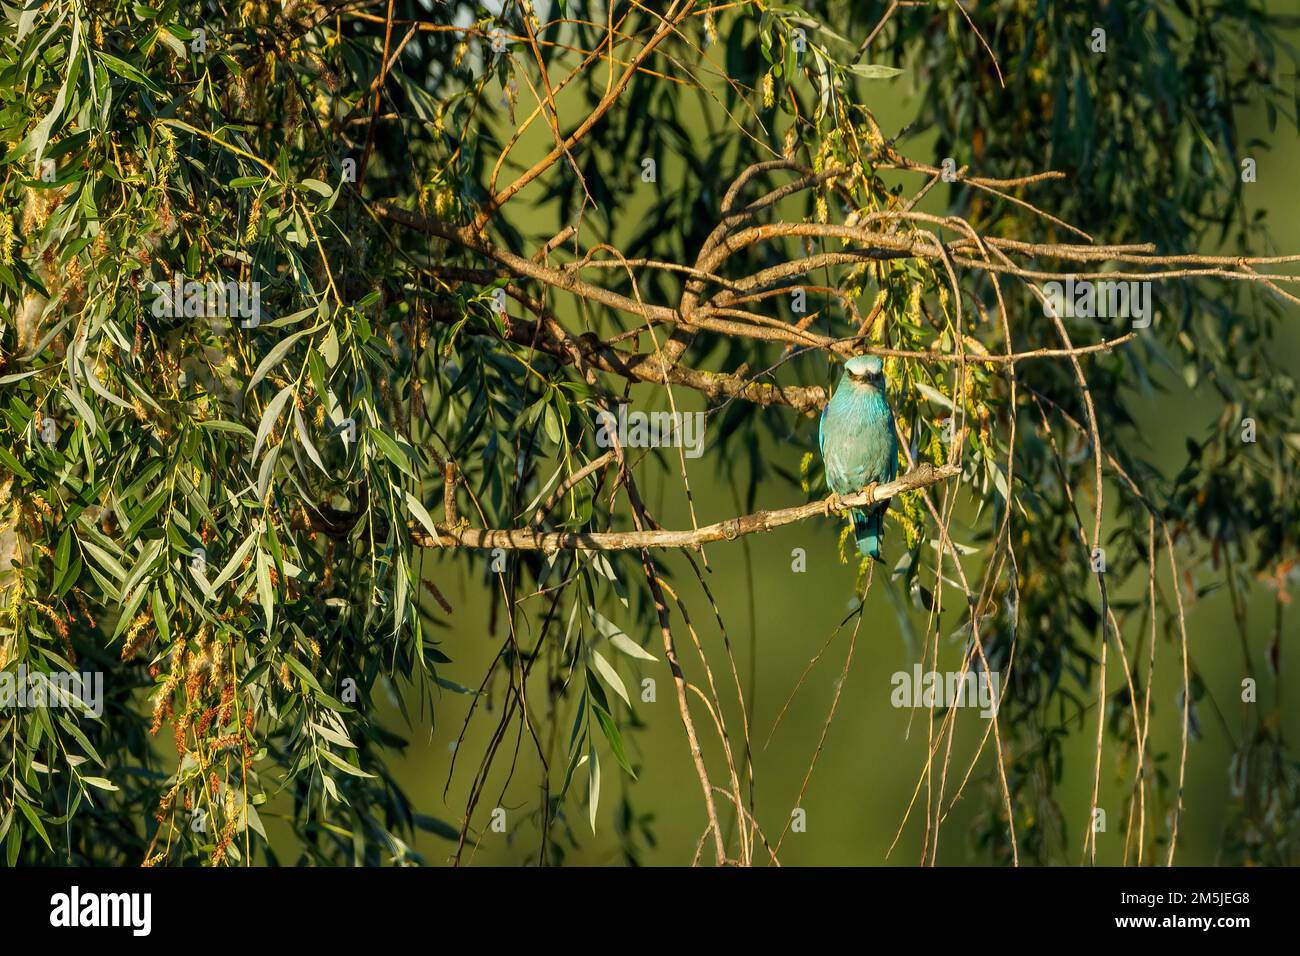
[843,354,885,388]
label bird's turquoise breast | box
[821,385,897,495]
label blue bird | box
[819,354,898,560]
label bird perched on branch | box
[819,354,898,560]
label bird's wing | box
[818,402,827,456]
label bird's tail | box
[851,507,884,561]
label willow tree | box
[1,0,1296,866]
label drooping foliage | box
[0,1,1296,866]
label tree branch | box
[414,463,960,551]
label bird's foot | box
[823,492,845,516]
[861,481,880,503]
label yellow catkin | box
[244,198,261,244]
[122,611,152,660]
[21,188,40,232]
[0,214,13,265]
[869,289,888,343]
[156,125,176,180]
